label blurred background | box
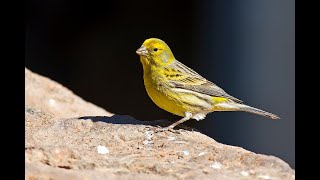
[25,0,295,168]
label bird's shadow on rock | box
[78,115,198,132]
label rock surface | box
[25,68,295,180]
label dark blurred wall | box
[193,0,295,168]
[25,0,295,168]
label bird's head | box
[136,38,175,67]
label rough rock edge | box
[25,68,113,118]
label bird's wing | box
[167,60,243,103]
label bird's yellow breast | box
[143,71,186,117]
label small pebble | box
[210,162,222,169]
[97,145,109,155]
[257,175,271,179]
[182,150,189,155]
[240,171,249,176]
[49,99,56,106]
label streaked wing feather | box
[167,60,243,103]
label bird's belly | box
[144,78,186,117]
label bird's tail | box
[236,104,280,119]
[214,103,280,119]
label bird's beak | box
[136,46,148,56]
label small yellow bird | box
[136,38,280,131]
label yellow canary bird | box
[136,38,280,131]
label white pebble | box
[97,145,109,155]
[48,99,56,106]
[210,162,222,169]
[198,152,206,156]
[258,175,271,179]
[182,150,189,155]
[240,171,249,176]
[145,131,154,140]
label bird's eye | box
[153,48,158,52]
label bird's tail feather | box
[214,103,280,119]
[236,104,280,119]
